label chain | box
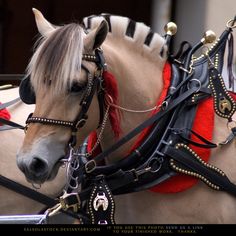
[86,105,110,157]
[109,103,158,113]
[105,94,159,113]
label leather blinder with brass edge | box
[169,143,226,190]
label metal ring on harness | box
[226,19,236,29]
[147,158,163,173]
[161,100,169,110]
[187,78,201,93]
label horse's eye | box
[70,81,87,93]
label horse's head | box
[17,9,109,184]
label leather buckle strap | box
[46,191,81,217]
[131,167,152,181]
[59,192,81,212]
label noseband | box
[26,49,107,147]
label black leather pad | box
[19,76,36,104]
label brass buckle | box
[46,191,81,217]
[59,191,81,212]
[131,167,151,181]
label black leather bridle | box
[26,49,106,147]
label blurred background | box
[0,0,235,85]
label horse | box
[0,87,74,223]
[16,9,236,224]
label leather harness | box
[1,16,236,224]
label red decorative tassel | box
[103,70,121,138]
[0,102,11,125]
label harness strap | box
[0,174,87,221]
[0,174,56,206]
[0,118,24,130]
[84,87,198,174]
[164,146,236,197]
[171,128,217,149]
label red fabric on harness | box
[87,63,172,158]
[154,93,236,193]
[0,102,11,125]
[126,62,214,193]
[87,63,235,193]
[151,97,214,193]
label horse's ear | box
[32,8,56,37]
[84,20,108,50]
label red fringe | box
[0,102,11,125]
[103,71,121,138]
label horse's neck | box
[100,37,166,162]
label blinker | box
[19,76,36,104]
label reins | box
[0,97,24,131]
[0,93,87,221]
[0,174,88,221]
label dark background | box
[0,0,153,76]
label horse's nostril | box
[29,157,48,175]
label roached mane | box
[83,14,166,60]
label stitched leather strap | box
[164,146,236,196]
